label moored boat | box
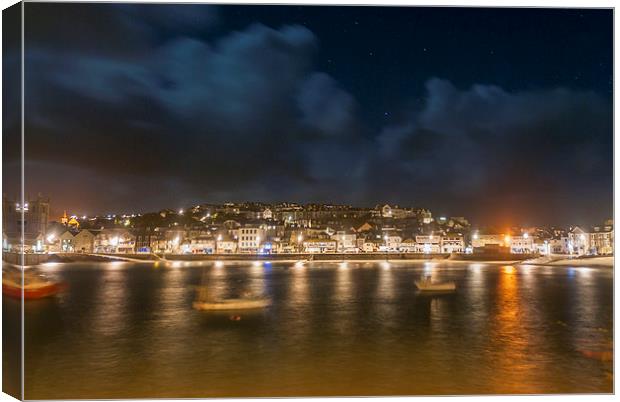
[192,284,270,311]
[415,278,456,291]
[192,297,271,311]
[2,270,66,299]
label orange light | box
[504,234,511,243]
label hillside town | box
[2,195,614,257]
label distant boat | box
[415,277,456,292]
[193,297,271,311]
[192,285,270,311]
[2,270,66,299]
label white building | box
[400,238,417,252]
[216,236,238,253]
[549,237,570,254]
[303,239,337,253]
[589,224,613,255]
[237,227,265,253]
[471,233,508,248]
[441,235,464,253]
[185,236,216,254]
[415,235,441,253]
[382,235,402,252]
[510,234,534,254]
[94,229,135,254]
[568,227,590,255]
[362,241,379,253]
[331,231,357,252]
[50,231,75,253]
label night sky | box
[3,4,613,226]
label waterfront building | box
[58,231,75,252]
[237,226,265,253]
[331,231,357,252]
[186,235,215,254]
[2,194,50,252]
[94,229,135,253]
[302,238,337,253]
[534,239,551,255]
[383,235,402,251]
[568,226,590,255]
[165,229,187,253]
[400,238,417,252]
[441,235,464,253]
[134,227,162,253]
[471,233,507,248]
[548,237,570,254]
[415,235,441,253]
[509,235,534,254]
[589,222,613,255]
[361,239,381,252]
[216,235,238,253]
[73,229,97,253]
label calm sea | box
[3,260,613,398]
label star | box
[369,51,374,56]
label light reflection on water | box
[8,261,613,398]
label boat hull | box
[414,281,456,291]
[2,283,65,299]
[193,298,271,311]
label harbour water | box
[4,260,613,398]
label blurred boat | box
[2,269,66,299]
[192,285,270,311]
[415,277,456,291]
[193,297,271,311]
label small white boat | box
[193,297,271,311]
[415,278,456,291]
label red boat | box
[2,270,66,300]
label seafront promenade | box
[2,251,541,265]
[4,251,612,267]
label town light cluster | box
[3,198,614,257]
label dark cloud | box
[20,17,362,213]
[297,72,357,136]
[11,4,612,225]
[376,78,612,225]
